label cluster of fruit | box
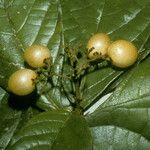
[8,33,138,96]
[8,45,51,96]
[87,33,138,68]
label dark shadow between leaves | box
[8,90,39,110]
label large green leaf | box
[0,87,41,149]
[0,88,21,149]
[86,57,150,141]
[0,2,24,88]
[80,67,122,109]
[8,111,92,150]
[91,126,150,150]
[62,0,150,46]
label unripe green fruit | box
[8,69,37,96]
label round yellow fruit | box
[24,44,51,68]
[8,69,37,96]
[107,40,138,68]
[87,33,111,59]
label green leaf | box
[0,88,22,149]
[91,126,150,150]
[0,88,42,149]
[62,0,150,48]
[0,4,24,88]
[36,87,71,111]
[8,111,92,150]
[86,57,150,140]
[80,67,122,109]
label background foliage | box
[0,0,149,149]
